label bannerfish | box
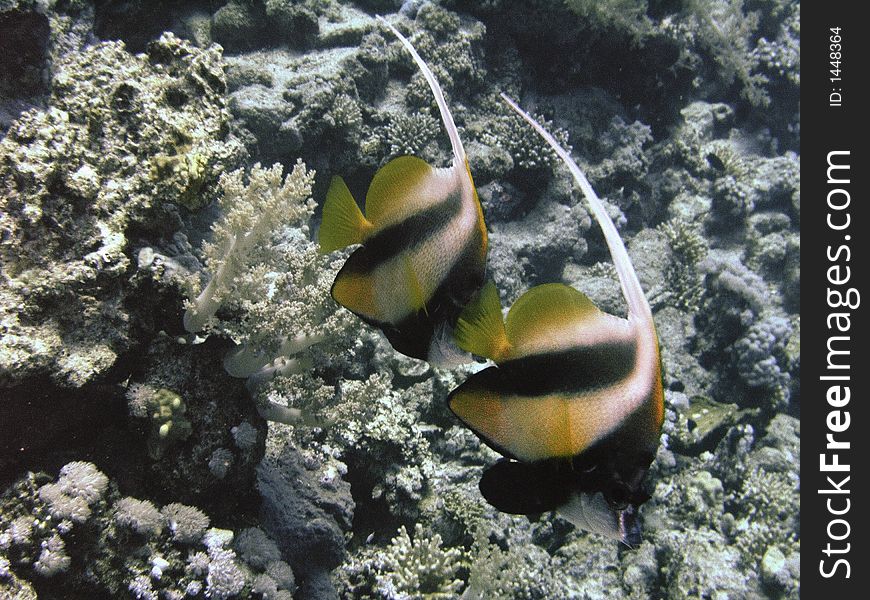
[318,17,487,364]
[447,95,664,545]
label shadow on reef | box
[0,336,263,520]
[94,0,213,53]
[94,0,323,53]
[0,380,129,489]
[0,5,51,98]
[462,0,694,138]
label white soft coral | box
[183,160,317,334]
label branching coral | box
[724,468,799,567]
[752,5,799,86]
[381,112,442,160]
[394,4,486,101]
[286,372,437,519]
[161,503,210,544]
[114,497,164,538]
[37,462,109,523]
[564,0,653,40]
[1,463,109,582]
[698,253,768,335]
[733,314,793,408]
[463,527,574,600]
[712,174,755,220]
[663,0,769,106]
[181,158,361,414]
[33,534,71,577]
[657,528,751,599]
[203,546,246,599]
[659,218,709,311]
[234,527,282,570]
[183,160,316,333]
[376,523,465,599]
[481,108,571,174]
[1,462,298,597]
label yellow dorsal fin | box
[454,281,511,362]
[404,255,428,316]
[365,156,434,226]
[505,283,602,348]
[319,176,374,254]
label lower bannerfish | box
[318,17,487,364]
[447,96,664,544]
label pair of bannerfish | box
[318,17,664,545]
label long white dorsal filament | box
[500,93,651,321]
[378,15,467,165]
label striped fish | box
[318,17,487,363]
[447,96,664,544]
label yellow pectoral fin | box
[404,256,428,316]
[365,156,434,226]
[319,176,373,254]
[453,281,510,362]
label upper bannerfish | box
[447,95,664,545]
[318,16,487,364]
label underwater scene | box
[0,0,799,599]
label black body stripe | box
[483,341,637,397]
[347,222,486,360]
[342,188,462,276]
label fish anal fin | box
[319,176,373,254]
[453,281,510,362]
[331,260,380,321]
[479,459,571,515]
[365,156,434,226]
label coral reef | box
[0,462,296,599]
[1,0,800,599]
[182,160,317,334]
[368,523,465,598]
[0,31,243,389]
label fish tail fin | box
[454,281,511,361]
[378,15,466,165]
[319,176,373,254]
[500,93,651,321]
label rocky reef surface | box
[2,1,799,599]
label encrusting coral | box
[658,218,709,312]
[0,31,243,389]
